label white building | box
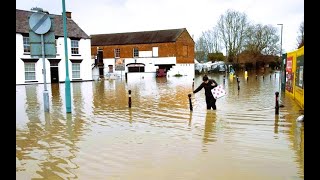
[16,9,92,85]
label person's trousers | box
[205,96,216,110]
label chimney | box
[66,11,72,18]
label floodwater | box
[16,71,304,180]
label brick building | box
[90,28,195,79]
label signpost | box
[29,9,54,112]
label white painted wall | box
[167,63,195,78]
[91,56,194,80]
[16,34,92,85]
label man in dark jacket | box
[193,75,218,110]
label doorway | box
[50,67,59,83]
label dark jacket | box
[193,79,218,97]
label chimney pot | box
[66,11,71,18]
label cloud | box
[16,0,304,52]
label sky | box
[16,0,304,53]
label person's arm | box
[210,80,218,89]
[193,83,204,93]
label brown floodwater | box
[16,71,304,180]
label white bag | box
[211,85,226,99]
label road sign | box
[29,13,56,58]
[29,12,51,35]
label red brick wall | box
[91,30,195,64]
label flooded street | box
[16,71,304,180]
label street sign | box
[29,12,51,35]
[29,13,56,58]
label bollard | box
[263,75,264,80]
[237,81,240,90]
[192,78,194,89]
[188,94,193,111]
[223,75,225,84]
[128,90,132,108]
[256,75,257,80]
[247,77,248,81]
[275,92,279,114]
[270,74,271,79]
[275,73,276,78]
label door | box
[50,67,59,83]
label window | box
[183,45,188,57]
[72,63,80,79]
[71,40,79,55]
[152,47,158,57]
[24,63,36,80]
[55,39,59,55]
[114,48,120,58]
[133,48,139,57]
[23,36,30,54]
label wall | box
[16,34,92,85]
[285,46,304,109]
[175,30,195,64]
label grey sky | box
[16,0,304,52]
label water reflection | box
[202,111,217,152]
[16,71,304,179]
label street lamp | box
[62,0,72,113]
[277,23,283,104]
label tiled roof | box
[16,9,90,39]
[90,28,187,46]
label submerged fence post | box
[188,94,193,111]
[128,90,132,108]
[275,92,279,114]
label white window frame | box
[72,63,81,79]
[133,47,139,57]
[71,40,79,55]
[24,63,36,81]
[23,36,30,54]
[55,39,59,55]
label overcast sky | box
[16,0,304,53]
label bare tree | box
[217,9,249,63]
[212,27,222,53]
[244,24,279,67]
[297,21,304,48]
[245,24,279,56]
[201,27,222,54]
[195,37,207,62]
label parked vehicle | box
[156,69,166,77]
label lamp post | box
[277,23,283,104]
[62,0,72,113]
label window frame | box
[72,63,81,79]
[71,39,79,55]
[114,48,120,58]
[133,47,139,58]
[23,36,30,54]
[24,62,36,81]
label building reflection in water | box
[16,73,304,179]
